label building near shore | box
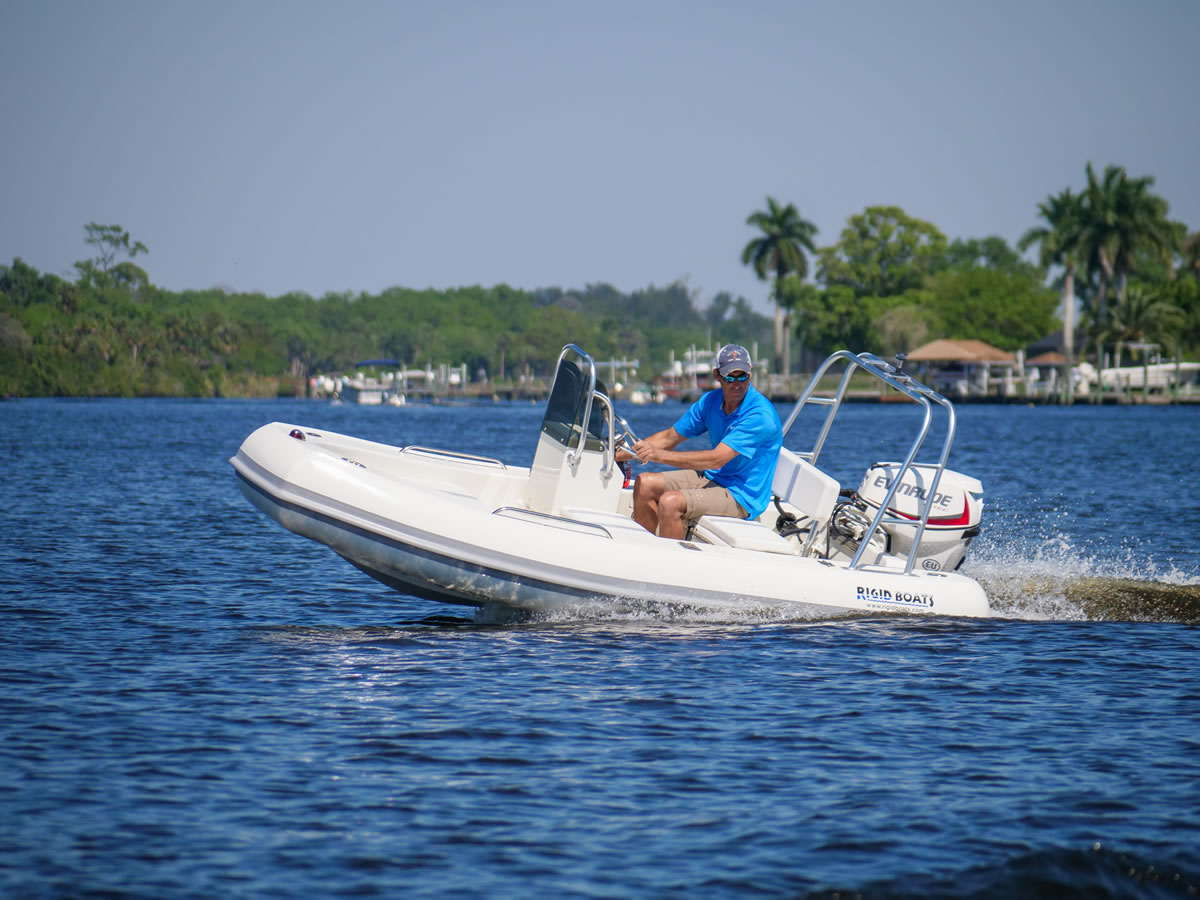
[905,339,1019,398]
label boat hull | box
[232,423,990,619]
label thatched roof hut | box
[905,339,1015,364]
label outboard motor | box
[854,463,983,572]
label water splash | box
[474,529,1200,628]
[474,595,864,629]
[965,529,1200,623]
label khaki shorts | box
[661,470,748,520]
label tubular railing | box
[399,446,507,468]
[492,506,615,539]
[781,351,958,574]
[556,344,597,470]
[592,391,618,481]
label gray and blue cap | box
[716,344,753,376]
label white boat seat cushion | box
[692,516,798,555]
[772,448,840,525]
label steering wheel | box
[612,412,640,454]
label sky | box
[3,0,1197,315]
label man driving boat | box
[628,344,783,539]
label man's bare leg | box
[632,472,666,534]
[655,490,689,539]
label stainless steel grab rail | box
[781,351,958,575]
[399,446,507,468]
[492,506,614,539]
[592,391,618,481]
[555,344,597,471]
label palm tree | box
[1076,163,1121,323]
[1110,174,1179,300]
[1019,188,1083,403]
[1181,231,1200,282]
[741,197,818,375]
[1069,163,1182,396]
[1100,283,1185,399]
[1078,163,1179,318]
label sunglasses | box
[721,372,750,383]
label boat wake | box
[473,596,865,629]
[474,536,1200,627]
[813,842,1200,899]
[965,535,1200,624]
[981,572,1200,623]
[259,543,1200,633]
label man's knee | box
[659,490,688,520]
[634,472,665,502]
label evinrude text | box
[873,474,953,510]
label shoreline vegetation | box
[3,379,1196,405]
[3,166,1196,400]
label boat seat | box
[687,450,840,555]
[772,447,840,528]
[691,515,798,555]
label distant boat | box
[627,383,663,405]
[1083,361,1200,392]
[340,358,402,406]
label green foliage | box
[1078,163,1180,294]
[874,302,936,356]
[711,293,774,350]
[742,196,820,373]
[742,197,819,284]
[1161,277,1200,357]
[1019,164,1189,368]
[1182,232,1200,284]
[923,268,1058,350]
[0,250,772,397]
[817,206,947,298]
[796,211,1058,357]
[1019,189,1084,273]
[784,280,880,356]
[1100,282,1188,358]
[941,236,1044,280]
[74,223,150,295]
[5,189,1193,398]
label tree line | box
[0,230,772,397]
[743,163,1199,376]
[2,163,1197,398]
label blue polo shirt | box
[673,384,783,518]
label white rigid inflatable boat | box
[231,345,990,618]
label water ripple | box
[1,400,1198,897]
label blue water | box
[2,398,1198,898]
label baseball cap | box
[716,344,753,376]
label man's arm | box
[634,435,738,471]
[617,425,681,462]
[639,426,684,449]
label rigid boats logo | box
[857,585,935,608]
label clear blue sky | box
[3,1,1197,313]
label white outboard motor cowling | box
[855,463,983,572]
